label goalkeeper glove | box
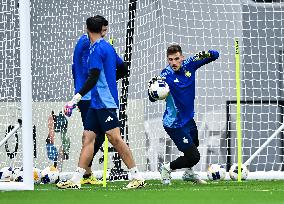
[208,50,219,60]
[147,76,165,89]
[64,93,82,117]
[148,76,166,101]
[193,51,211,61]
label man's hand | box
[193,50,219,62]
[148,76,165,89]
[64,102,76,117]
[63,93,82,117]
[148,76,166,102]
[208,50,219,60]
[193,51,211,61]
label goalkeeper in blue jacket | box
[148,44,219,185]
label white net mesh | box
[0,0,284,183]
[0,0,22,169]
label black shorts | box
[84,108,120,134]
[77,100,91,128]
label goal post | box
[18,0,33,190]
[0,0,33,190]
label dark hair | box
[86,15,108,33]
[167,44,182,56]
[94,15,108,26]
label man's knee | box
[82,130,96,146]
[107,135,122,146]
[106,127,122,146]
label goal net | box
[1,0,284,189]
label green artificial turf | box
[1,180,283,204]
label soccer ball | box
[229,163,249,180]
[148,79,170,100]
[33,167,42,184]
[12,167,23,182]
[11,167,42,183]
[0,167,13,181]
[41,166,59,184]
[207,164,226,181]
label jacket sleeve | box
[184,50,219,71]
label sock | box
[184,168,194,175]
[170,144,200,170]
[83,173,92,179]
[164,163,171,172]
[70,167,86,184]
[129,166,143,180]
[170,156,189,170]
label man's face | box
[167,52,184,72]
[100,25,108,37]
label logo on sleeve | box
[174,78,179,83]
[185,71,191,78]
[105,116,113,122]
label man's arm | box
[79,47,103,96]
[71,64,76,89]
[78,69,100,97]
[116,62,129,80]
[115,51,129,80]
[184,50,219,71]
[64,68,100,117]
[72,35,89,88]
[64,48,103,117]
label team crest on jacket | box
[185,70,191,77]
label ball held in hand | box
[148,78,170,100]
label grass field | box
[1,180,283,204]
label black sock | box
[83,173,92,179]
[170,144,200,171]
[170,156,189,170]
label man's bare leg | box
[106,127,135,169]
[57,131,98,189]
[106,127,145,189]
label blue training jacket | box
[88,38,124,109]
[72,34,91,100]
[160,50,219,128]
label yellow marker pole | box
[102,135,108,187]
[235,39,242,182]
[109,38,114,46]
